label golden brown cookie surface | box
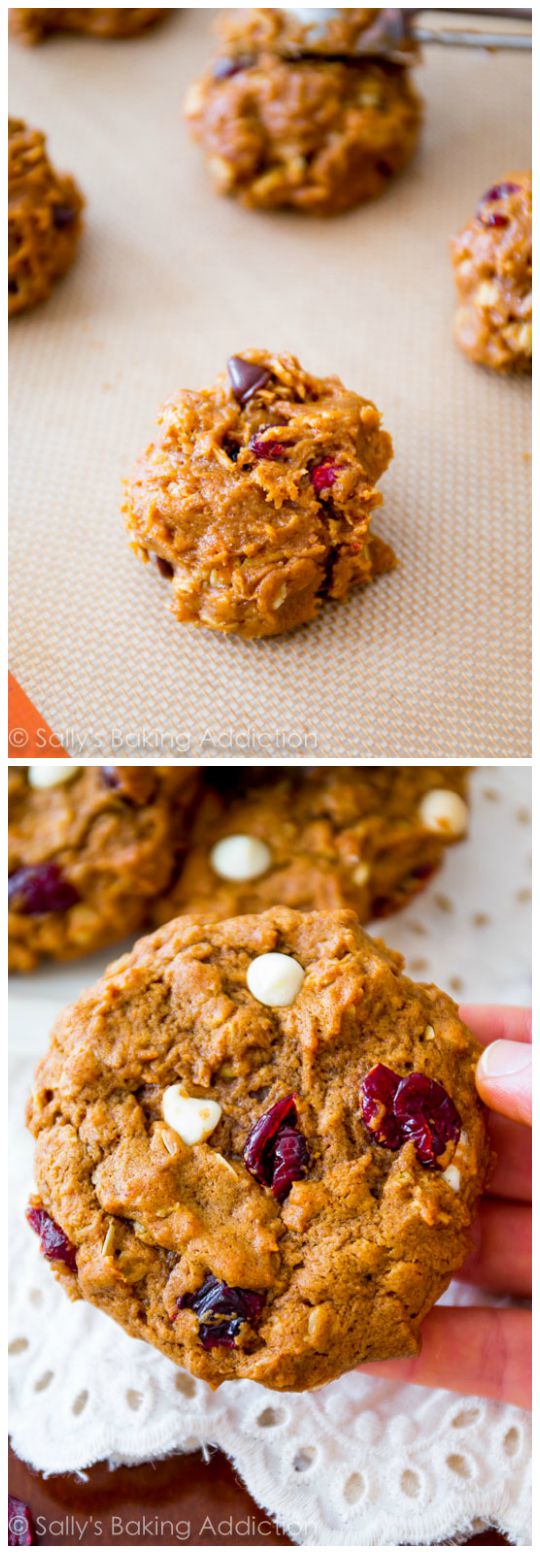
[451,172,532,373]
[26,907,490,1391]
[9,765,198,970]
[185,43,422,216]
[155,766,469,927]
[8,117,83,316]
[124,351,395,639]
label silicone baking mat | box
[8,8,531,759]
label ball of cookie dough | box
[26,906,490,1392]
[9,9,166,43]
[8,765,198,971]
[222,8,417,62]
[124,350,395,639]
[185,17,422,217]
[155,766,469,928]
[8,117,84,316]
[450,172,532,373]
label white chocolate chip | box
[474,280,500,309]
[352,860,370,886]
[162,1084,222,1146]
[210,833,272,883]
[425,1024,436,1041]
[247,952,305,1007]
[442,1163,461,1192]
[418,789,468,839]
[28,764,81,790]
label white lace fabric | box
[9,770,531,1545]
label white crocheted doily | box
[9,768,531,1545]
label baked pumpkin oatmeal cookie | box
[9,764,198,971]
[9,9,165,43]
[451,172,532,373]
[8,117,83,316]
[155,766,469,927]
[124,350,395,639]
[26,907,490,1391]
[185,8,422,215]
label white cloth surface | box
[9,767,531,1544]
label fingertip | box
[476,1040,532,1126]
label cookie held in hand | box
[27,907,490,1392]
[124,351,395,639]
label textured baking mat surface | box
[9,768,531,1544]
[9,9,531,759]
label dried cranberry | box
[409,863,436,882]
[271,1125,310,1202]
[479,181,519,204]
[249,435,286,460]
[213,54,254,79]
[361,1064,402,1148]
[8,863,79,916]
[26,1204,77,1272]
[176,1274,265,1349]
[394,1073,462,1167]
[481,211,510,229]
[227,356,271,406]
[52,203,76,230]
[311,461,341,496]
[243,1094,310,1200]
[8,1497,33,1547]
[361,1065,461,1167]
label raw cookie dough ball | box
[450,172,532,373]
[8,764,198,971]
[8,117,84,316]
[9,9,166,43]
[185,10,422,215]
[26,907,490,1392]
[124,350,395,639]
[155,766,469,928]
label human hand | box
[358,1006,531,1409]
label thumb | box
[476,1040,532,1126]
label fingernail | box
[478,1040,531,1079]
